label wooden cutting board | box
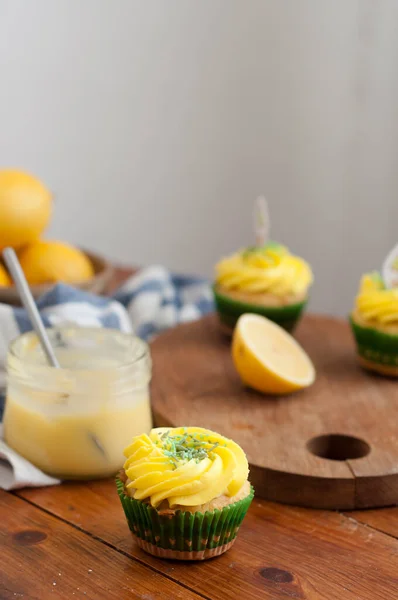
[150,314,398,510]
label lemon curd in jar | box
[3,327,152,479]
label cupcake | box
[116,426,253,560]
[350,272,398,376]
[213,242,313,333]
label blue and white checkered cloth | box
[0,265,214,413]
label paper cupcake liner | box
[350,317,398,367]
[213,286,306,332]
[131,537,237,560]
[116,477,254,559]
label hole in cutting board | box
[307,434,370,461]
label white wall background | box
[1,0,398,315]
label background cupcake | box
[350,272,398,376]
[213,241,313,333]
[117,426,253,560]
[213,198,313,333]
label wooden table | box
[2,267,398,599]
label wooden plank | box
[349,507,398,538]
[17,480,398,600]
[1,491,201,600]
[149,313,398,509]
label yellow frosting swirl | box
[355,272,398,324]
[215,243,313,297]
[123,427,249,508]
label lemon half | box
[232,313,316,395]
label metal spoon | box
[3,248,60,367]
[3,247,106,458]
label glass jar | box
[3,327,152,479]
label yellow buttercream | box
[355,273,398,325]
[123,427,249,508]
[215,244,313,297]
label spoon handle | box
[3,247,60,368]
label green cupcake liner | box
[213,286,307,332]
[116,476,254,553]
[350,317,398,366]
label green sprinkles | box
[241,241,284,260]
[158,431,220,468]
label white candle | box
[253,196,270,247]
[382,243,398,288]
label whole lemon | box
[18,240,94,285]
[0,264,11,287]
[0,170,52,250]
